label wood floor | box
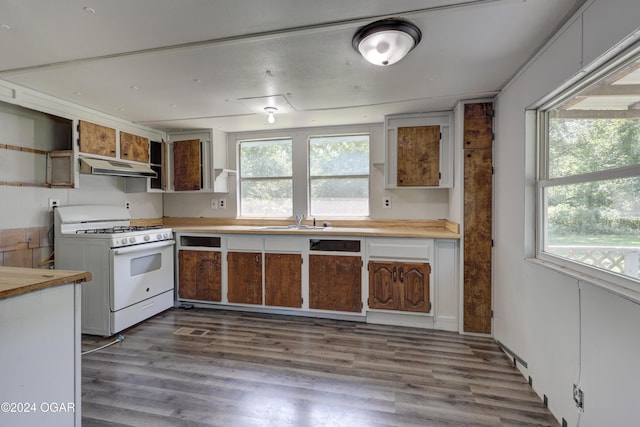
[81,308,559,427]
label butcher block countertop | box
[162,218,461,239]
[0,267,91,300]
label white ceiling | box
[0,0,584,133]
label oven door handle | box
[113,239,175,255]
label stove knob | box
[144,235,150,241]
[157,233,163,240]
[129,237,136,244]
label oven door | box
[110,240,175,311]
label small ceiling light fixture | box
[352,18,422,66]
[264,107,277,124]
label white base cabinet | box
[0,283,82,427]
[175,232,459,331]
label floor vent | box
[174,327,211,337]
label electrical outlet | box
[383,197,392,209]
[573,384,584,412]
[124,201,131,210]
[48,198,60,211]
[219,198,226,209]
[210,198,218,209]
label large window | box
[538,50,640,285]
[309,134,370,217]
[239,138,292,217]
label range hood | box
[79,157,157,178]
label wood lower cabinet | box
[309,255,362,312]
[227,252,262,305]
[178,250,221,302]
[368,262,397,310]
[368,261,431,313]
[265,253,302,308]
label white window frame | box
[535,45,640,299]
[238,137,293,218]
[232,125,375,220]
[308,133,370,218]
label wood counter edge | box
[168,225,460,239]
[0,267,91,301]
[135,217,461,238]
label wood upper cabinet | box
[265,253,302,308]
[178,250,221,302]
[368,261,431,313]
[463,103,493,149]
[227,252,262,305]
[397,125,440,187]
[78,120,116,157]
[120,131,149,163]
[309,255,362,312]
[173,139,202,191]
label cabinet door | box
[120,131,150,163]
[368,261,398,310]
[265,253,302,308]
[309,255,362,312]
[397,125,440,187]
[463,103,493,149]
[463,149,493,333]
[178,250,221,301]
[78,120,116,157]
[173,139,202,191]
[228,252,262,305]
[398,262,431,313]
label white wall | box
[164,123,451,220]
[493,0,640,425]
[0,178,161,229]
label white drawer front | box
[367,238,432,260]
[227,236,264,251]
[264,236,306,252]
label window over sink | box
[239,138,293,217]
[309,134,370,217]
[236,127,371,219]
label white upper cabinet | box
[384,111,454,189]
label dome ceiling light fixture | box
[264,106,277,124]
[352,18,422,66]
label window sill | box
[526,255,640,305]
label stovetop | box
[54,205,173,248]
[75,225,164,235]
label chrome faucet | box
[295,214,304,226]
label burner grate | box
[75,225,163,234]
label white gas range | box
[54,205,175,336]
